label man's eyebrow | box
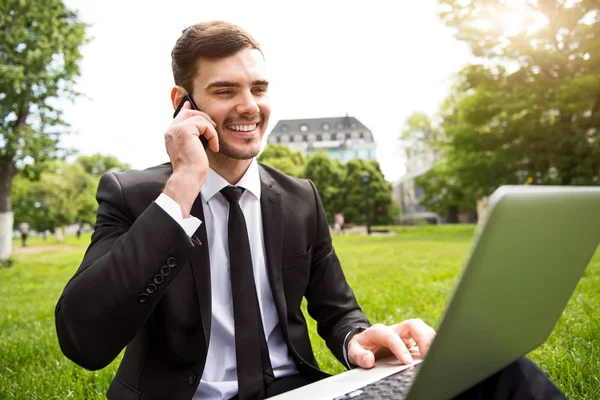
[205,80,269,89]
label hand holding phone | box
[162,95,218,216]
[173,94,211,150]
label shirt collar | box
[200,158,261,204]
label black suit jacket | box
[55,162,370,400]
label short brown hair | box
[171,21,262,93]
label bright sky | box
[60,0,473,183]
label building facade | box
[393,141,442,224]
[267,116,376,163]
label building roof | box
[270,116,371,136]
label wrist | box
[345,326,368,368]
[163,171,205,217]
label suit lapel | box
[259,168,289,338]
[189,197,212,347]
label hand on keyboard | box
[347,319,436,368]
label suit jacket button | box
[145,283,157,294]
[166,257,178,268]
[138,293,149,303]
[188,372,197,386]
[153,274,165,285]
[160,266,172,276]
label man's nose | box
[236,91,260,116]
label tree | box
[415,160,477,223]
[257,144,306,177]
[400,109,477,222]
[76,153,130,176]
[0,0,88,262]
[437,0,600,188]
[303,152,346,224]
[340,159,398,225]
[400,111,444,151]
[12,161,99,232]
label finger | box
[204,127,219,153]
[175,107,217,127]
[170,119,214,140]
[185,120,219,152]
[393,319,436,358]
[370,326,413,365]
[172,100,192,123]
[409,346,421,358]
[403,338,416,349]
[347,339,376,369]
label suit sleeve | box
[304,180,371,368]
[55,172,200,370]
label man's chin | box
[217,143,261,161]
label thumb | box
[349,343,375,369]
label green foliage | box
[0,0,88,261]
[12,160,100,230]
[436,0,600,187]
[76,154,130,176]
[259,145,398,225]
[401,111,443,151]
[258,144,306,177]
[341,160,398,225]
[0,0,88,180]
[415,160,476,223]
[303,152,346,224]
[406,1,600,218]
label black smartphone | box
[173,94,210,150]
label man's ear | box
[171,86,188,110]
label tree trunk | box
[446,206,459,223]
[0,162,16,263]
[561,174,572,185]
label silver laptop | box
[271,185,600,400]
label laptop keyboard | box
[333,363,422,400]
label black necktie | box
[220,185,274,400]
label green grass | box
[1,226,598,399]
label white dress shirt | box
[155,159,297,400]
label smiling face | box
[191,48,270,161]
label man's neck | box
[207,153,253,186]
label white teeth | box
[227,124,257,132]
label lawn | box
[1,226,598,399]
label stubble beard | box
[218,137,261,160]
[216,116,266,160]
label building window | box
[316,134,322,142]
[281,135,290,144]
[336,123,344,129]
[308,134,316,143]
[294,134,303,143]
[322,123,330,130]
[322,133,331,141]
[351,132,359,139]
[336,132,345,141]
[280,124,289,132]
[351,122,357,128]
[300,124,309,132]
[268,136,278,144]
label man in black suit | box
[55,21,565,400]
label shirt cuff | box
[155,193,202,237]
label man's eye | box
[252,87,267,93]
[217,90,233,95]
